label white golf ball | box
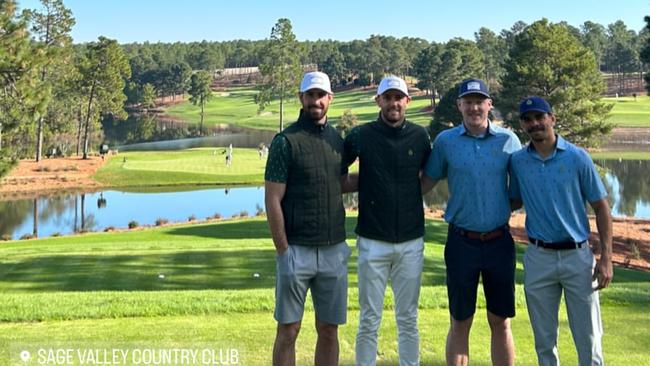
[158,274,165,279]
[253,273,260,278]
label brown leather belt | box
[451,224,507,242]
[529,237,586,250]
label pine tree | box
[496,19,613,147]
[256,18,302,131]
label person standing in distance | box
[265,71,352,366]
[510,96,613,366]
[421,78,522,366]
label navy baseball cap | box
[458,79,490,98]
[519,96,552,115]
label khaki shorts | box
[274,241,351,325]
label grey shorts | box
[274,241,351,325]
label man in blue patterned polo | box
[421,78,522,366]
[509,96,613,366]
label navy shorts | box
[444,225,516,321]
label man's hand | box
[593,256,613,290]
[276,244,289,256]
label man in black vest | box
[345,75,431,366]
[265,71,352,366]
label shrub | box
[19,234,35,240]
[1,234,12,241]
[155,218,169,226]
[128,221,139,229]
[51,232,62,237]
[104,226,116,232]
[188,214,197,222]
[239,210,249,218]
[212,213,222,220]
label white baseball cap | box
[300,71,332,94]
[377,75,409,97]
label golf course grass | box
[165,87,435,131]
[93,147,638,189]
[93,147,360,188]
[0,216,648,365]
[604,95,650,127]
[93,148,267,187]
[167,87,650,131]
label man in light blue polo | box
[509,96,613,366]
[421,78,521,366]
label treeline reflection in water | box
[1,159,648,240]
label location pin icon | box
[19,350,30,363]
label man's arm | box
[590,198,613,290]
[341,172,359,193]
[265,181,289,256]
[420,173,438,194]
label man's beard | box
[527,126,547,141]
[306,106,327,121]
[382,108,403,124]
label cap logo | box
[311,76,324,85]
[467,81,481,91]
[526,99,533,105]
[388,80,400,87]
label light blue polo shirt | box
[509,135,607,243]
[424,122,522,232]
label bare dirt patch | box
[0,156,107,200]
[426,210,650,272]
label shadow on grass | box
[166,217,361,240]
[1,249,279,292]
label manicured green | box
[603,95,650,127]
[0,217,648,365]
[167,88,650,130]
[165,87,435,130]
[590,151,650,160]
[93,148,267,187]
[94,147,359,188]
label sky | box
[18,0,650,44]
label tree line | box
[2,0,650,179]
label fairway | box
[0,217,648,365]
[94,148,267,187]
[167,88,650,131]
[165,87,435,131]
[604,95,650,127]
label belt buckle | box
[479,232,488,241]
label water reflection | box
[596,159,650,218]
[0,187,268,240]
[0,159,647,240]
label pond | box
[0,159,648,240]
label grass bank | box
[165,87,435,130]
[0,217,648,364]
[604,95,650,127]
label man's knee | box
[487,311,511,333]
[450,315,473,334]
[315,320,338,341]
[276,322,302,345]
